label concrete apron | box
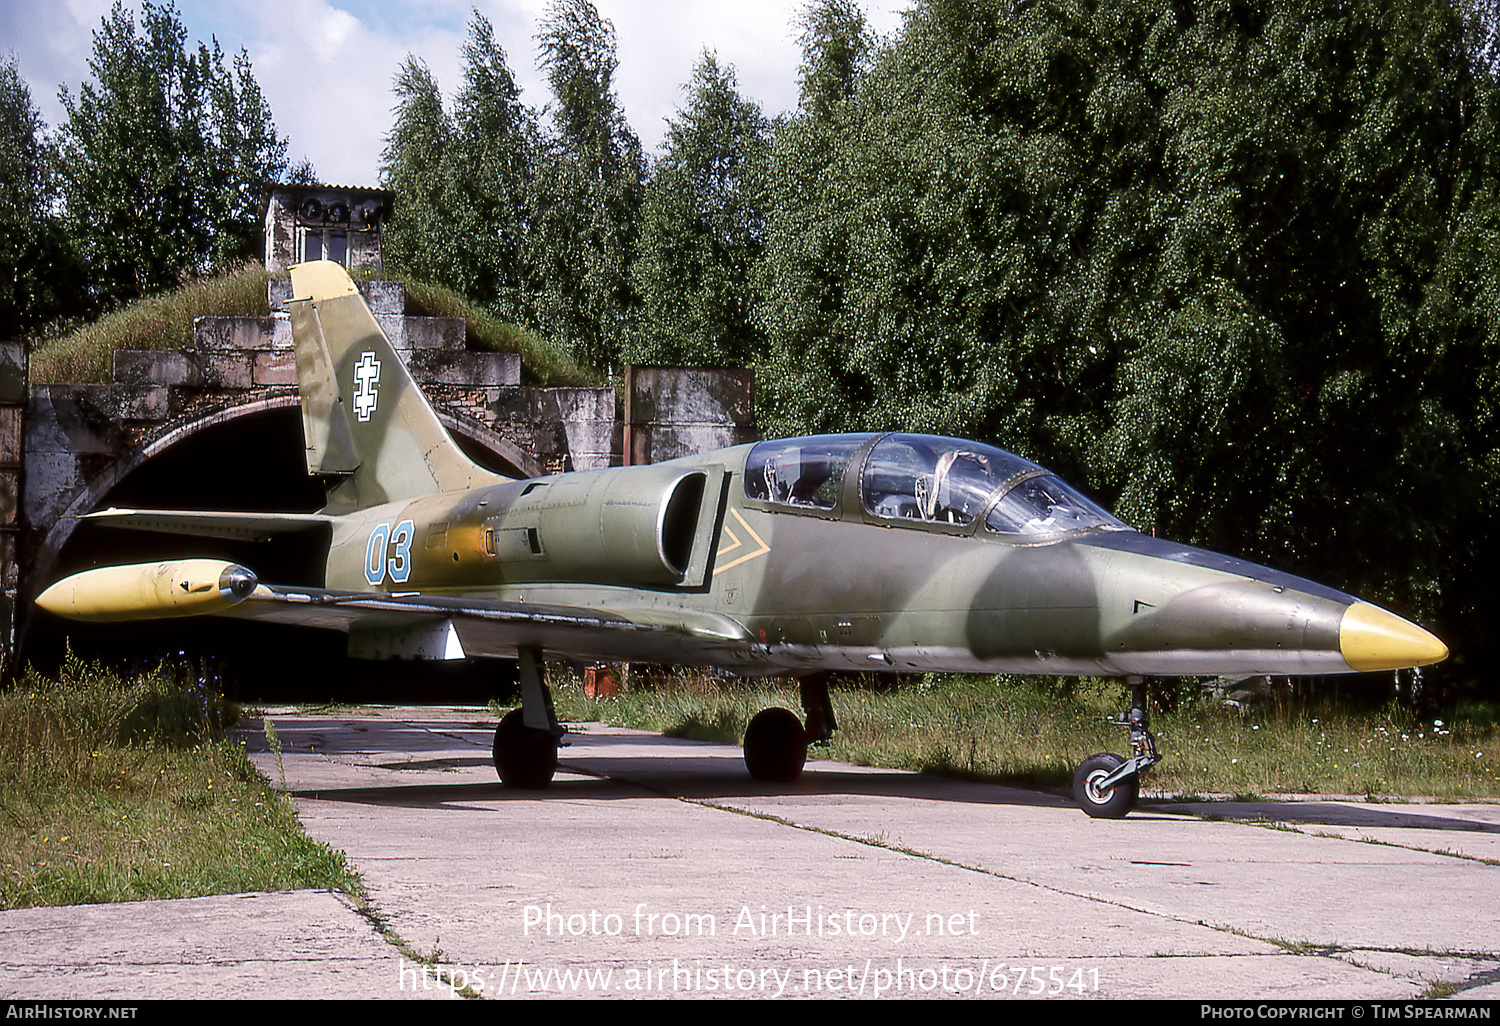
[3,707,1498,1000]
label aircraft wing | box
[227,582,756,664]
[35,557,756,666]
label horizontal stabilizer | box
[81,508,333,542]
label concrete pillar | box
[0,342,25,658]
[622,366,757,466]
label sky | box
[2,0,912,186]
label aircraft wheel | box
[744,707,807,783]
[1073,752,1138,819]
[493,709,558,789]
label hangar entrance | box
[10,185,758,697]
[29,405,520,703]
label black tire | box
[1073,752,1138,819]
[493,708,558,789]
[744,707,807,782]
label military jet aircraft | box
[37,261,1449,817]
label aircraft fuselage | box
[322,433,1440,678]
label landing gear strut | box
[1073,676,1162,819]
[743,673,838,783]
[493,647,566,788]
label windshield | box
[984,474,1127,537]
[862,435,1036,526]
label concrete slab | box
[0,890,440,999]
[5,708,1495,1000]
[237,710,1500,1000]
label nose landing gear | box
[1073,676,1162,819]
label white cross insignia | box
[353,351,381,423]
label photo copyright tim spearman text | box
[393,903,1102,997]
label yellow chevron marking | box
[713,509,770,576]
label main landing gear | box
[1072,676,1162,819]
[743,673,837,783]
[493,647,566,789]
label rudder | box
[287,261,509,512]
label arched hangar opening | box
[28,400,530,703]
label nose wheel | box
[1073,677,1162,818]
[1073,752,1138,818]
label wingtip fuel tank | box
[36,560,258,622]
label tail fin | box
[287,261,509,512]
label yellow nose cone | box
[1339,602,1448,672]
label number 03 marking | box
[365,520,415,586]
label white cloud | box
[2,0,110,127]
[308,5,361,53]
[197,0,464,185]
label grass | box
[546,668,1500,801]
[1149,700,1500,799]
[0,651,358,910]
[27,264,597,387]
[28,266,275,382]
[386,270,596,387]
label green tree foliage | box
[0,58,84,337]
[370,0,1500,684]
[625,53,771,366]
[754,0,879,430]
[755,0,1500,679]
[528,0,646,369]
[381,58,458,289]
[382,2,643,367]
[55,1,290,308]
[451,16,539,323]
[202,45,291,270]
[381,14,539,324]
[796,0,872,115]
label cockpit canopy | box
[745,433,1129,539]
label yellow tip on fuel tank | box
[36,560,258,622]
[1338,601,1448,672]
